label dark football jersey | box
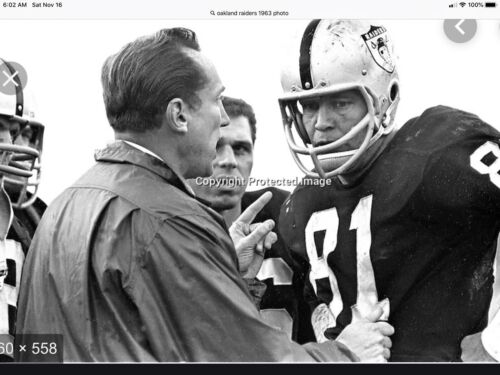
[0,216,31,361]
[242,187,315,344]
[13,196,47,237]
[279,106,500,361]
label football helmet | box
[0,58,43,209]
[279,20,400,178]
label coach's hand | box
[336,307,394,362]
[230,191,277,278]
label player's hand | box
[336,307,394,363]
[229,191,278,278]
[461,332,497,362]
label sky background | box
[0,19,499,203]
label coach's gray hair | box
[101,27,207,132]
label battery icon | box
[485,2,496,6]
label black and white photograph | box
[0,17,499,363]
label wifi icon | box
[460,2,467,6]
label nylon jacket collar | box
[94,140,195,198]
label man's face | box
[190,115,254,211]
[182,52,230,179]
[2,120,34,191]
[10,122,33,148]
[300,89,368,152]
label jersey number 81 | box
[305,195,389,326]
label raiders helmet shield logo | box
[362,25,395,73]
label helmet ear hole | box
[389,82,399,102]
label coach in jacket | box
[15,27,393,362]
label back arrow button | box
[444,19,477,43]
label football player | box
[0,58,44,361]
[189,96,315,344]
[3,99,46,236]
[278,20,500,361]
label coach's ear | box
[165,98,189,134]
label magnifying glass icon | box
[210,10,215,15]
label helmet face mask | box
[279,20,400,179]
[2,120,43,209]
[0,58,43,209]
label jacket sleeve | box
[125,213,358,362]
